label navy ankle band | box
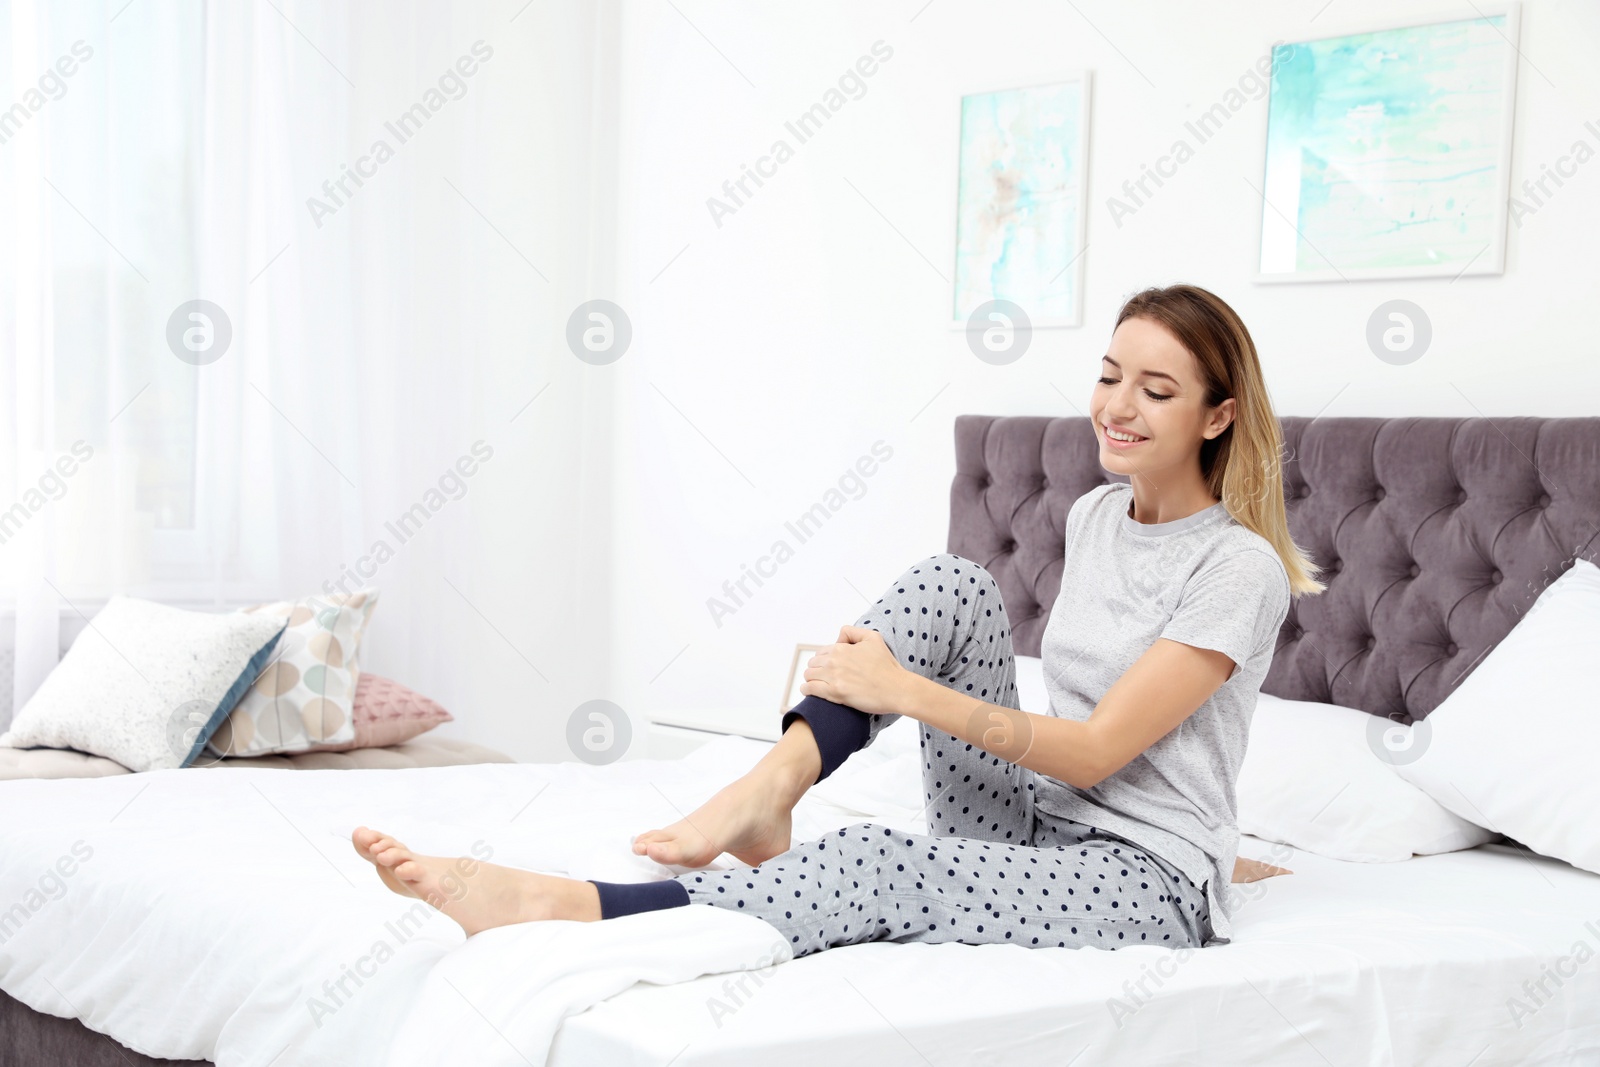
[781,695,870,782]
[588,878,691,919]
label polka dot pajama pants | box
[672,554,1212,958]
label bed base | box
[0,987,212,1066]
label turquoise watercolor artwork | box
[1259,11,1518,280]
[953,77,1089,325]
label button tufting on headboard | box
[947,414,1600,723]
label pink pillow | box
[307,673,452,751]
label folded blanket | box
[387,907,790,1067]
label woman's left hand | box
[800,626,910,716]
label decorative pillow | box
[0,597,285,771]
[1237,693,1496,862]
[206,590,379,758]
[1395,557,1600,877]
[304,672,453,752]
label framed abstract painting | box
[1253,5,1521,283]
[951,74,1091,331]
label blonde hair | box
[1115,284,1326,598]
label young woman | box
[353,283,1324,953]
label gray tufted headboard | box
[947,414,1600,725]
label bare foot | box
[351,826,600,935]
[632,720,820,869]
[351,827,413,897]
[632,772,796,868]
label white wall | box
[590,0,1600,743]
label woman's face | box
[1091,315,1233,479]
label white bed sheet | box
[545,717,1600,1066]
[552,835,1600,1066]
[2,718,1598,1067]
[0,740,796,1067]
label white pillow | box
[1394,557,1600,876]
[982,655,1490,863]
[1015,654,1049,714]
[1238,693,1495,862]
[0,597,285,772]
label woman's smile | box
[1102,423,1148,448]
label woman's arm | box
[802,626,1236,790]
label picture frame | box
[1251,4,1521,284]
[781,643,830,714]
[949,73,1092,330]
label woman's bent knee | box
[905,554,995,588]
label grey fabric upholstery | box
[948,414,1600,724]
[0,988,197,1066]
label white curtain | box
[1,0,486,725]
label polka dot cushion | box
[303,672,454,752]
[206,591,379,758]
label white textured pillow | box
[206,590,379,757]
[1237,693,1495,862]
[1395,557,1600,876]
[1022,654,1488,862]
[1015,654,1049,714]
[0,597,285,772]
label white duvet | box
[4,717,1600,1066]
[0,725,928,1067]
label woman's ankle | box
[754,721,822,805]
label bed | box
[4,413,1599,1066]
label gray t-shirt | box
[1034,482,1291,945]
